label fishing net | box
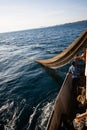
[36,30,87,69]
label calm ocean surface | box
[0,21,87,130]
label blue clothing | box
[68,65,80,78]
[68,64,80,106]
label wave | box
[26,96,55,130]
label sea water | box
[0,21,87,130]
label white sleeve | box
[85,49,87,76]
[85,49,87,100]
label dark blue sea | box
[0,21,87,130]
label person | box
[75,49,86,83]
[75,49,86,91]
[66,60,80,103]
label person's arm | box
[75,54,83,59]
[75,50,86,62]
[66,67,72,78]
[66,72,71,78]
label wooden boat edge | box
[46,75,72,130]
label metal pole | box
[85,49,87,127]
[85,49,87,100]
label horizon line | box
[0,19,87,34]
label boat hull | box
[46,75,72,130]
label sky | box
[0,0,87,33]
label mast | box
[85,48,87,127]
